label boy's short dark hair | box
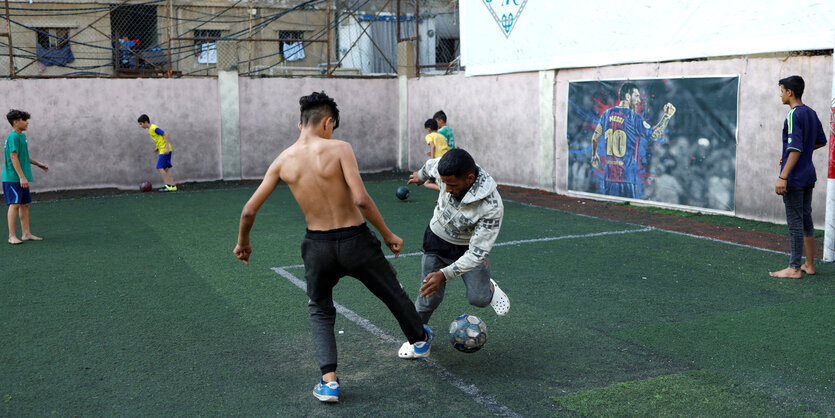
[299,91,340,129]
[433,110,447,123]
[137,114,150,124]
[619,82,639,100]
[438,148,478,178]
[779,75,805,99]
[424,118,438,131]
[6,109,30,126]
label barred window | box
[194,29,221,64]
[278,30,304,61]
[36,28,70,49]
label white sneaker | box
[490,279,509,316]
[398,325,433,359]
[398,342,419,359]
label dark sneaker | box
[313,378,340,402]
[398,324,433,359]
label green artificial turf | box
[0,181,831,416]
[555,371,793,417]
[617,201,825,239]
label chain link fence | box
[0,0,459,78]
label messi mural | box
[567,77,739,212]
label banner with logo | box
[460,1,835,76]
[566,77,739,212]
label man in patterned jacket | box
[399,148,509,359]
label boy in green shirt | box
[434,110,455,149]
[3,110,49,245]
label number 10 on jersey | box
[605,129,627,158]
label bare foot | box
[769,267,802,279]
[8,237,22,245]
[801,264,816,275]
[21,234,43,241]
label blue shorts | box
[156,152,173,169]
[3,181,32,205]
[604,181,637,199]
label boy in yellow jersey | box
[424,118,449,159]
[137,114,177,191]
[422,119,449,191]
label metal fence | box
[0,0,459,78]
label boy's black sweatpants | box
[301,223,425,375]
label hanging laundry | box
[37,42,74,67]
[283,41,305,61]
[198,42,217,64]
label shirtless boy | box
[233,91,432,403]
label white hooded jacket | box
[417,158,504,281]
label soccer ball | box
[139,181,152,192]
[449,314,487,353]
[396,185,410,200]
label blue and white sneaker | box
[313,378,340,402]
[398,325,433,359]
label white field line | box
[376,227,656,260]
[511,201,791,256]
[272,267,522,418]
[656,228,788,255]
[273,227,655,268]
[270,224,779,416]
[492,227,653,247]
[271,228,651,417]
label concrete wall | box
[3,53,831,227]
[406,72,543,188]
[238,77,399,179]
[0,1,332,78]
[552,55,832,225]
[0,2,109,78]
[0,76,399,191]
[0,78,221,191]
[405,55,832,226]
[171,3,331,77]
